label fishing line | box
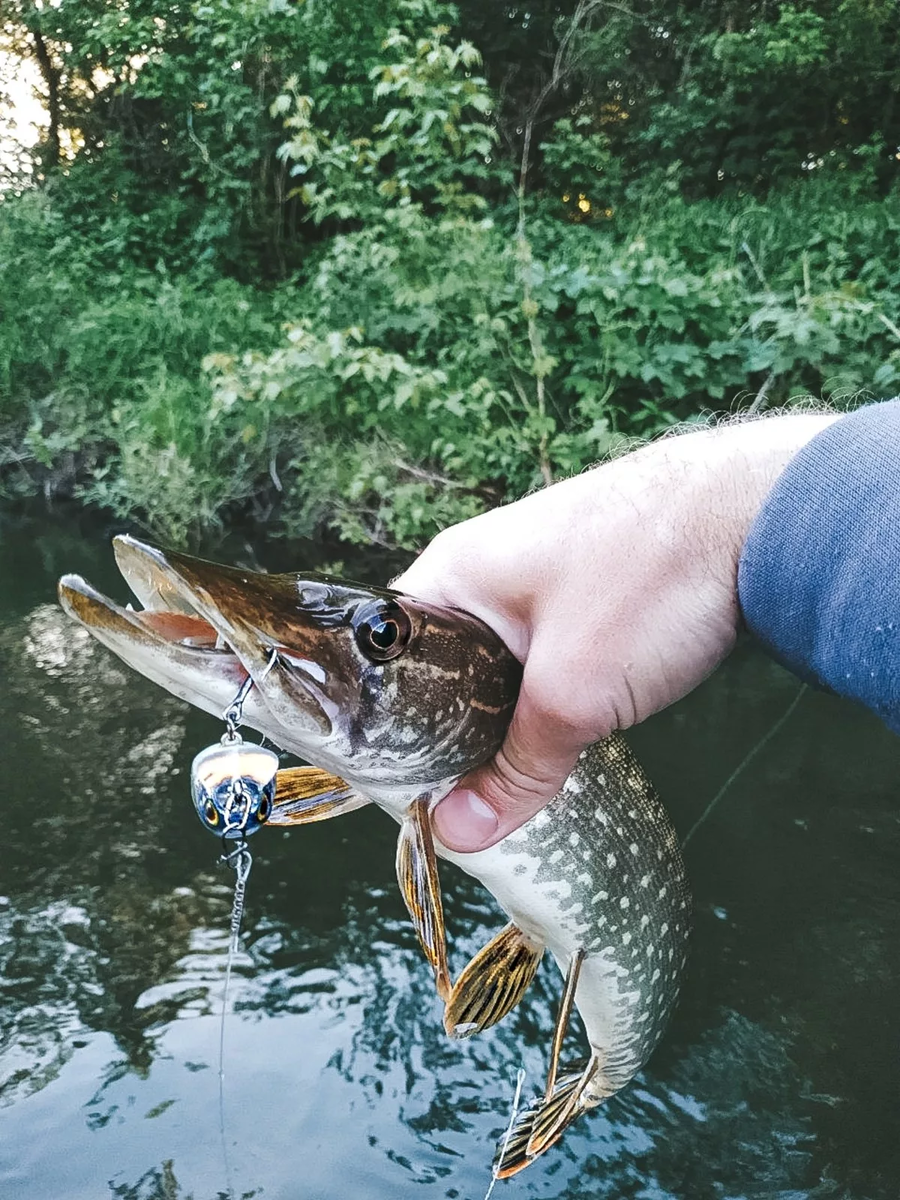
[683,683,807,847]
[483,1067,527,1200]
[213,666,269,1200]
[218,841,252,1200]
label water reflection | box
[0,513,899,1199]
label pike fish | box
[58,536,690,1176]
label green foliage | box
[193,180,900,546]
[273,3,496,223]
[713,5,829,74]
[1,1,900,548]
[539,116,619,218]
[0,190,284,540]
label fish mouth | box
[58,536,333,747]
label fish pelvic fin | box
[493,1057,599,1179]
[396,797,450,1002]
[443,923,543,1039]
[268,766,370,825]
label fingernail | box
[434,788,499,851]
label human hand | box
[394,413,837,852]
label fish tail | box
[492,1057,599,1178]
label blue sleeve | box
[737,400,900,734]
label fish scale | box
[440,735,690,1099]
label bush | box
[3,174,900,548]
[0,191,284,539]
[198,180,900,547]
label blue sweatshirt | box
[738,400,900,734]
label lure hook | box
[222,674,254,742]
[221,650,278,742]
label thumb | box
[432,666,592,853]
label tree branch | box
[29,21,61,171]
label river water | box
[0,509,898,1200]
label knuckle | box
[425,521,473,566]
[393,527,464,597]
[521,664,596,742]
[479,752,553,820]
[407,523,472,586]
[496,746,551,793]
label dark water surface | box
[1,511,898,1200]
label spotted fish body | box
[57,537,691,1173]
[442,738,690,1099]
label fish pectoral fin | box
[268,766,370,825]
[396,797,450,1003]
[443,924,543,1039]
[493,1057,599,1178]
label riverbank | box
[3,179,899,550]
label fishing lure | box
[190,673,279,851]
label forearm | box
[738,400,900,732]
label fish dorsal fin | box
[268,766,370,825]
[444,923,543,1039]
[396,797,451,1002]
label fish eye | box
[352,600,412,662]
[204,799,220,827]
[258,795,271,823]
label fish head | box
[58,536,522,810]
